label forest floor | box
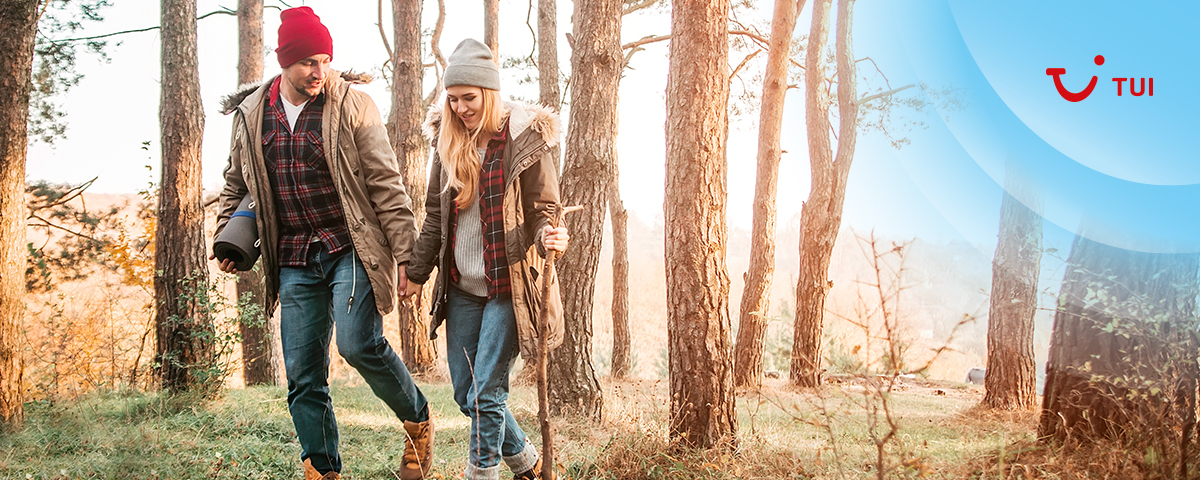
[0,375,1047,479]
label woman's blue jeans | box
[279,243,429,474]
[445,286,531,473]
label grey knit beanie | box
[444,39,501,90]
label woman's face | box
[446,85,485,131]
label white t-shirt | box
[280,94,307,132]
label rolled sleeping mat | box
[213,195,261,271]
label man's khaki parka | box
[214,71,416,317]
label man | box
[212,7,432,480]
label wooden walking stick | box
[537,204,581,480]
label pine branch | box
[49,8,235,43]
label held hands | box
[543,225,570,253]
[398,264,423,308]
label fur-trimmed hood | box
[219,70,373,115]
[422,100,562,149]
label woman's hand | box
[543,225,570,253]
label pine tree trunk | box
[0,0,37,426]
[982,165,1041,410]
[608,176,630,379]
[483,0,499,61]
[156,0,213,392]
[664,0,736,449]
[1039,232,1199,445]
[236,0,263,87]
[790,0,858,388]
[733,0,804,390]
[538,0,561,170]
[546,0,622,419]
[390,0,438,376]
[234,0,280,388]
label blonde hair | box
[437,87,505,207]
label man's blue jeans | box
[445,286,531,475]
[279,243,429,474]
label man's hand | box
[397,264,410,298]
[209,252,238,274]
[397,264,424,309]
[543,225,570,253]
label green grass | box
[0,378,1037,479]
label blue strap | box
[231,210,256,220]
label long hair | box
[437,87,505,207]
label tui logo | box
[1047,55,1154,102]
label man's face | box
[283,54,331,101]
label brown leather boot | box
[400,418,434,480]
[512,457,556,480]
[303,459,341,480]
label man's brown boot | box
[400,418,434,479]
[513,457,556,480]
[303,459,340,480]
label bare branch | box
[729,48,762,81]
[27,177,97,213]
[857,84,915,106]
[525,0,538,65]
[27,214,103,243]
[377,0,393,62]
[622,0,658,15]
[50,8,235,43]
[856,56,891,90]
[622,34,671,51]
[431,0,447,69]
[729,28,769,46]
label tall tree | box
[547,0,622,418]
[0,0,38,426]
[537,0,560,114]
[606,0,663,380]
[1039,233,1199,445]
[608,174,631,378]
[982,163,1042,410]
[156,0,212,392]
[483,0,499,61]
[234,0,281,387]
[664,0,735,448]
[389,0,437,375]
[732,0,805,390]
[790,0,859,388]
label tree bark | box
[608,174,631,379]
[483,0,499,62]
[664,0,735,449]
[790,0,858,388]
[390,0,438,375]
[1039,231,1199,446]
[234,0,280,388]
[1038,233,1200,480]
[546,0,622,419]
[538,0,561,170]
[236,0,263,87]
[0,0,37,426]
[982,163,1041,410]
[156,0,212,392]
[732,0,805,390]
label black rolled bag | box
[213,195,261,271]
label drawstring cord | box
[348,255,357,314]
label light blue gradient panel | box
[877,1,1200,253]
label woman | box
[404,38,567,480]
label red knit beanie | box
[275,7,333,68]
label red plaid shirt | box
[449,122,512,298]
[262,77,352,266]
